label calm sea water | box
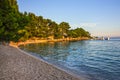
[19,37,120,80]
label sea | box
[19,37,120,80]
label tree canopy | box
[0,0,91,42]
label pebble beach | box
[0,45,82,80]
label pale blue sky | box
[17,0,120,37]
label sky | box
[17,0,120,37]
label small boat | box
[105,37,110,40]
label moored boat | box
[105,37,110,40]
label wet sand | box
[0,45,83,80]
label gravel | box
[0,45,81,80]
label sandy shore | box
[0,45,85,80]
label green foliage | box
[68,28,91,38]
[0,0,18,42]
[0,0,91,42]
[0,0,28,42]
[59,22,70,34]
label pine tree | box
[0,0,25,42]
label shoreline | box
[0,44,88,80]
[9,37,89,47]
[17,45,89,80]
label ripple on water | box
[19,39,120,80]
